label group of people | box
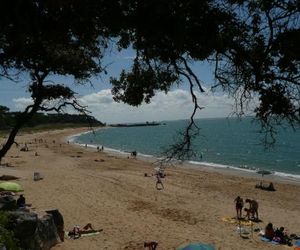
[234,196,259,220]
[264,223,292,245]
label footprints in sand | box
[128,200,198,225]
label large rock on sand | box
[45,209,64,242]
[9,211,60,250]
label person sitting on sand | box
[264,223,274,240]
[144,241,158,250]
[255,181,276,191]
[274,227,292,245]
[16,194,26,208]
[234,196,244,219]
[131,151,137,158]
[245,198,259,220]
[268,182,275,191]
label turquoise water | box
[72,118,300,179]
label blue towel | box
[260,237,279,245]
[260,237,271,242]
[271,241,279,245]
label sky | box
[0,47,250,124]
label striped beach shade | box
[0,182,23,192]
[177,242,215,250]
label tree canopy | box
[0,0,299,161]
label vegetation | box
[0,105,103,130]
[0,212,20,250]
[0,0,299,161]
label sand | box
[1,127,299,250]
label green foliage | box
[0,105,13,130]
[0,112,103,130]
[0,212,9,226]
[0,106,9,114]
[29,84,75,101]
[0,0,299,158]
[111,60,178,106]
[0,212,20,250]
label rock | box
[8,211,60,250]
[35,214,60,249]
[45,209,64,242]
[0,175,19,181]
[9,211,38,238]
[0,195,17,211]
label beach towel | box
[0,182,23,192]
[65,229,102,239]
[177,242,215,250]
[222,217,253,226]
[80,231,101,237]
[260,237,279,245]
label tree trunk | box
[0,100,41,163]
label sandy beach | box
[1,127,299,250]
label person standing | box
[245,198,259,220]
[234,196,244,219]
[155,173,164,190]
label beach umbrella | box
[0,182,23,192]
[256,169,272,184]
[256,170,272,178]
[177,243,215,250]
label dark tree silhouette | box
[111,0,300,160]
[0,1,123,161]
[214,0,300,145]
[1,0,299,162]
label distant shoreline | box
[70,128,300,185]
[110,122,162,127]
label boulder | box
[0,195,17,211]
[34,214,60,250]
[8,211,60,250]
[45,209,64,242]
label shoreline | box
[1,127,299,250]
[70,128,300,185]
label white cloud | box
[12,89,256,124]
[78,89,238,124]
[12,97,33,109]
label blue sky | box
[0,47,245,124]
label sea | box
[71,117,300,181]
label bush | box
[0,212,19,250]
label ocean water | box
[72,117,300,179]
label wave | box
[67,128,103,143]
[70,130,300,182]
[187,161,300,181]
[71,139,155,159]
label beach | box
[1,127,299,250]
